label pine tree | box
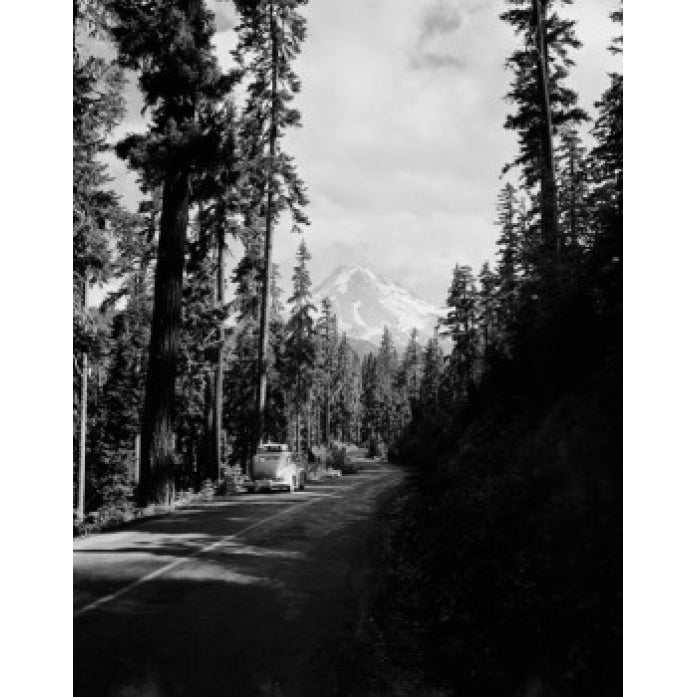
[557,126,591,257]
[95,201,157,494]
[177,245,223,484]
[501,0,587,285]
[224,319,259,469]
[316,297,339,444]
[376,327,399,445]
[109,0,234,504]
[494,183,521,349]
[332,334,363,444]
[193,99,243,483]
[391,363,412,448]
[419,332,444,411]
[361,353,380,450]
[335,334,351,443]
[442,264,479,396]
[264,264,288,442]
[234,0,310,446]
[281,239,316,453]
[478,262,498,362]
[347,348,363,444]
[74,1,126,516]
[587,6,622,314]
[402,329,423,408]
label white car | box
[245,443,306,493]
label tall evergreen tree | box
[282,239,316,453]
[316,297,339,444]
[192,99,243,482]
[442,264,479,396]
[109,0,234,504]
[419,333,445,411]
[402,329,423,408]
[332,334,363,444]
[557,126,591,256]
[587,6,622,315]
[73,1,126,516]
[375,326,399,445]
[234,0,310,446]
[478,262,498,362]
[361,353,380,448]
[494,183,521,350]
[265,264,288,441]
[501,0,587,285]
[96,201,157,479]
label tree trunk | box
[255,2,279,447]
[203,370,215,479]
[533,0,561,278]
[325,383,330,446]
[76,273,88,520]
[213,224,225,481]
[295,405,301,454]
[306,389,312,455]
[77,351,87,520]
[138,167,190,506]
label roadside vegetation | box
[369,2,623,695]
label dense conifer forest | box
[74,1,621,692]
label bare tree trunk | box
[295,405,301,454]
[255,2,279,447]
[139,167,191,506]
[213,224,225,481]
[306,389,312,455]
[325,384,330,446]
[77,350,87,520]
[533,0,561,278]
[203,370,215,480]
[76,273,88,521]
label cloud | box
[105,0,620,307]
[276,0,619,304]
[409,52,467,70]
[420,0,464,40]
[409,0,494,72]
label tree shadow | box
[74,465,399,697]
[74,525,386,697]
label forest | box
[74,0,621,692]
[74,0,454,520]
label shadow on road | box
[74,463,406,697]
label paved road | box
[74,460,405,697]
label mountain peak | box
[313,265,443,350]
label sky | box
[107,0,621,306]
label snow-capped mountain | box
[312,265,444,351]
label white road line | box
[74,493,330,619]
[73,471,396,619]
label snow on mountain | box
[312,265,444,351]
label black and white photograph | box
[67,0,626,694]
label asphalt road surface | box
[74,460,406,697]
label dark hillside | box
[372,284,621,696]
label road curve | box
[74,460,405,697]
